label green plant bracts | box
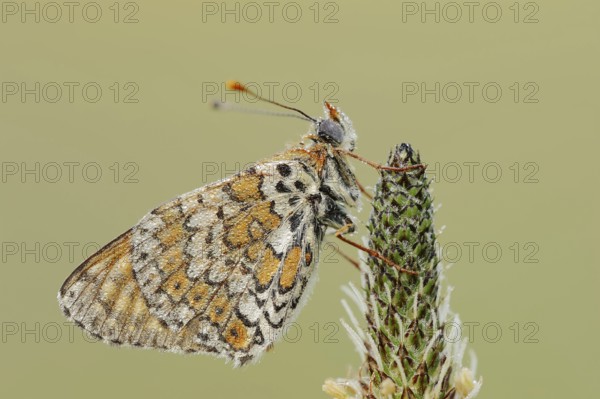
[324,144,481,399]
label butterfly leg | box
[328,243,360,270]
[334,224,418,276]
[355,178,373,201]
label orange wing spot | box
[224,318,250,351]
[246,241,263,262]
[305,250,312,266]
[158,244,184,275]
[229,174,263,202]
[186,282,212,311]
[280,246,302,289]
[157,223,185,250]
[228,202,280,250]
[163,268,191,302]
[207,293,232,326]
[227,214,252,248]
[253,202,281,230]
[256,246,280,287]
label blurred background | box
[0,1,598,398]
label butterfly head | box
[315,102,356,152]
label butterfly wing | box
[58,230,201,351]
[58,156,323,366]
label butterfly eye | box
[317,119,344,146]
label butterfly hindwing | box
[58,155,323,365]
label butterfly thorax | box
[317,148,358,227]
[277,141,359,233]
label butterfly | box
[58,81,421,366]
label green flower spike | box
[324,144,481,399]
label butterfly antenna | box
[213,101,314,122]
[213,100,311,122]
[226,80,318,123]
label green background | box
[1,1,598,398]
